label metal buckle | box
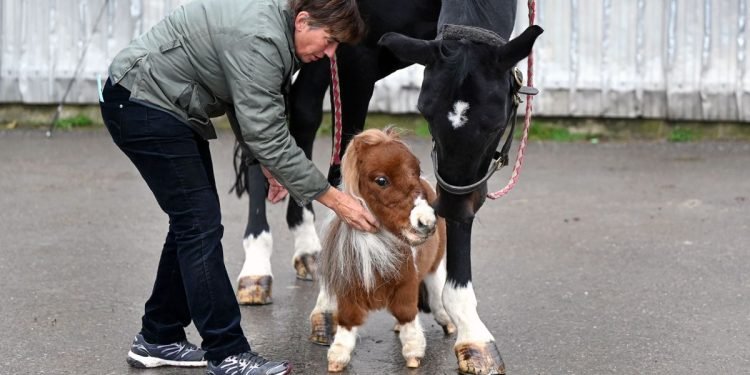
[512,67,524,87]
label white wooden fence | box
[1,0,748,121]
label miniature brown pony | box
[309,128,455,372]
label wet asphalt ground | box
[1,129,749,375]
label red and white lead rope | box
[487,0,536,199]
[330,55,344,166]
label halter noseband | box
[431,24,538,196]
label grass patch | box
[668,126,697,142]
[525,119,588,142]
[54,114,94,130]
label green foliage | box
[668,127,695,142]
[54,114,94,130]
[527,120,587,142]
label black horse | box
[236,1,542,373]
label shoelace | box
[237,351,269,370]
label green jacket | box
[108,0,329,206]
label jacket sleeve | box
[218,35,330,206]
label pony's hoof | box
[441,321,457,335]
[405,356,421,368]
[327,360,347,372]
[237,276,273,305]
[455,341,506,375]
[293,253,317,281]
[309,311,337,345]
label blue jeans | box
[99,79,250,361]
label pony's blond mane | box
[340,126,408,198]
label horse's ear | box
[496,25,543,70]
[378,32,439,66]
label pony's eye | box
[375,176,389,187]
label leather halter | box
[431,24,538,195]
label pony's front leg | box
[309,285,338,345]
[326,302,365,372]
[288,204,320,281]
[236,163,274,305]
[390,286,426,368]
[327,325,358,372]
[444,219,505,375]
[397,315,426,368]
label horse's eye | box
[375,176,389,187]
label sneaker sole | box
[127,351,207,368]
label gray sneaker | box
[126,333,207,368]
[207,351,292,375]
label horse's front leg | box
[236,162,274,305]
[444,219,505,375]
[309,285,338,345]
[287,59,330,280]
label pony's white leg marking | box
[238,230,273,278]
[327,326,358,371]
[312,284,337,314]
[424,256,455,332]
[291,208,321,258]
[399,315,426,368]
[442,281,494,344]
[447,100,469,129]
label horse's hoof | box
[237,276,273,305]
[327,360,347,372]
[309,311,337,345]
[441,321,457,335]
[455,341,506,375]
[405,356,421,368]
[293,253,317,281]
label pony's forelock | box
[341,127,410,197]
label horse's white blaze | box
[238,230,273,278]
[399,315,426,360]
[424,256,453,328]
[328,326,358,366]
[442,281,494,344]
[409,196,436,230]
[447,101,470,129]
[291,208,322,258]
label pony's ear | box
[496,25,543,70]
[378,32,440,66]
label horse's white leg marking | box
[327,326,358,370]
[447,101,470,129]
[443,281,494,344]
[424,256,455,331]
[291,208,321,259]
[398,315,426,367]
[238,230,273,278]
